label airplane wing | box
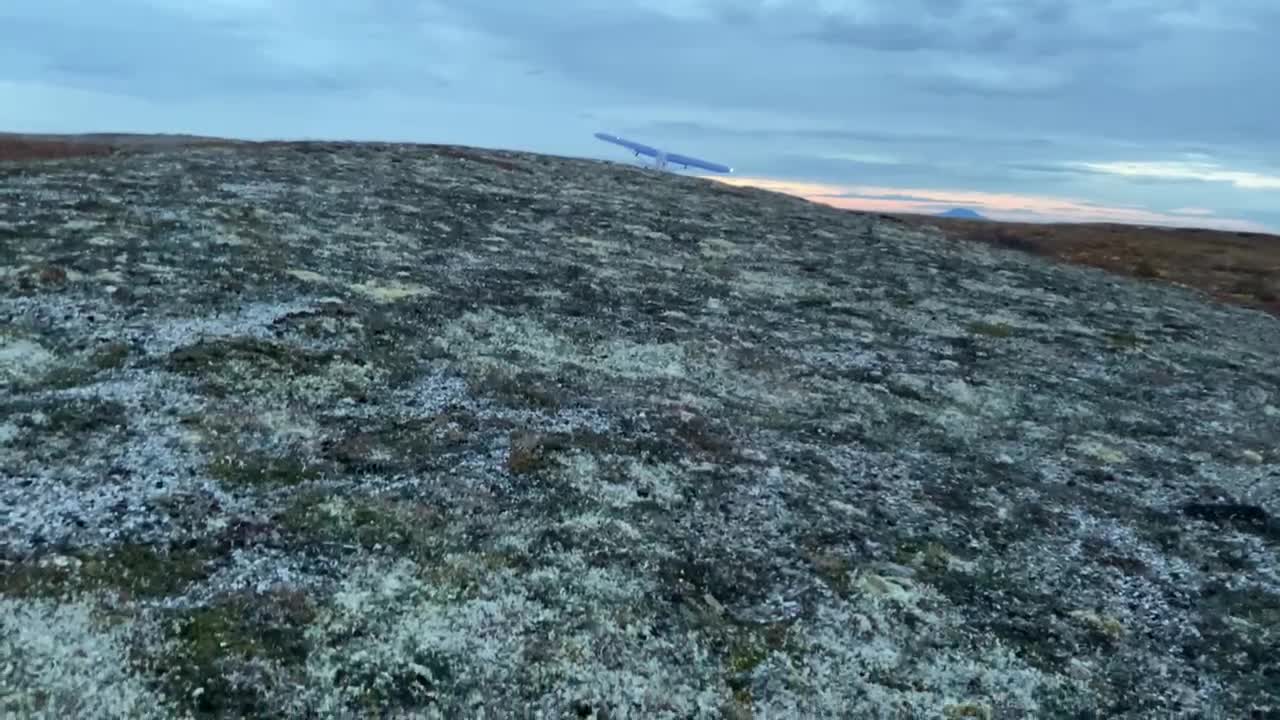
[664,151,732,174]
[594,132,659,159]
[594,131,733,174]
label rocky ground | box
[1,140,1278,719]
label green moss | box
[726,689,755,719]
[164,336,364,399]
[967,321,1014,338]
[91,544,213,598]
[182,604,261,657]
[421,553,522,603]
[807,550,853,597]
[39,362,101,391]
[277,493,443,556]
[344,648,454,713]
[42,398,128,436]
[1105,331,1146,350]
[923,562,1083,675]
[1132,259,1160,278]
[0,562,70,598]
[90,341,131,370]
[794,294,831,310]
[891,292,916,308]
[1225,587,1280,627]
[321,412,482,475]
[179,594,314,665]
[507,430,555,476]
[1192,584,1280,700]
[157,589,316,718]
[716,621,797,716]
[943,702,992,719]
[470,366,565,410]
[167,337,302,375]
[894,540,952,574]
[0,543,212,600]
[726,635,772,675]
[669,410,735,459]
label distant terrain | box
[936,208,986,220]
[894,212,1280,320]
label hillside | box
[895,213,1280,320]
[3,133,1277,323]
[1,139,1278,719]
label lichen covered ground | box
[1,142,1278,719]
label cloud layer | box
[2,1,1277,230]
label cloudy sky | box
[2,0,1278,231]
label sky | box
[2,0,1278,232]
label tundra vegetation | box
[1,141,1278,719]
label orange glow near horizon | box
[705,175,1276,234]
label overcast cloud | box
[2,0,1277,230]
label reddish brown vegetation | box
[433,146,528,173]
[0,136,118,161]
[895,214,1280,319]
[0,133,530,174]
[0,132,244,163]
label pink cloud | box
[706,176,1276,234]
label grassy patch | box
[893,539,955,575]
[470,366,566,411]
[1,543,214,600]
[1188,584,1280,703]
[90,341,131,370]
[207,450,324,488]
[720,622,797,710]
[41,398,129,436]
[154,588,316,718]
[319,412,480,475]
[921,561,1093,675]
[342,647,456,715]
[164,336,375,402]
[165,336,308,375]
[1105,331,1146,350]
[807,550,854,597]
[967,321,1014,338]
[276,492,445,557]
[507,430,560,476]
[1132,258,1161,278]
[39,365,97,390]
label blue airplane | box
[594,132,733,174]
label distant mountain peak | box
[937,207,986,219]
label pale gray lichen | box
[0,597,179,720]
[1,140,1278,718]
